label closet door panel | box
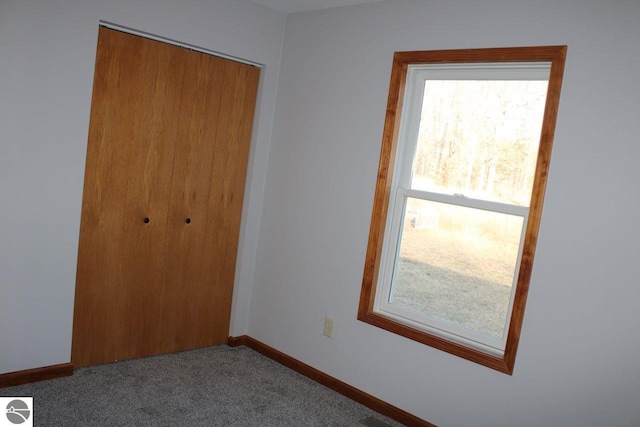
[157,52,228,354]
[72,28,186,367]
[198,61,260,345]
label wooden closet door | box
[72,28,186,367]
[200,60,260,346]
[157,52,260,354]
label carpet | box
[0,345,400,426]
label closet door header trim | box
[99,21,262,68]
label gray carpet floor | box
[1,345,402,426]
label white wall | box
[250,0,640,425]
[0,0,286,374]
[3,0,640,425]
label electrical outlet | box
[323,317,334,338]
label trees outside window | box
[358,46,567,374]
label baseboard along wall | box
[227,335,435,427]
[0,337,434,426]
[0,363,74,389]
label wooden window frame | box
[358,46,567,374]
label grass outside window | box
[358,46,567,374]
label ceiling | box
[250,0,385,14]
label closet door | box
[199,59,260,346]
[72,27,260,367]
[157,53,260,354]
[72,28,186,367]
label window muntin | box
[358,47,567,374]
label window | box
[358,46,566,374]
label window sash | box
[394,64,551,197]
[396,189,529,217]
[374,62,546,354]
[374,187,529,353]
[358,46,567,374]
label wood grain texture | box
[228,336,436,427]
[0,364,73,389]
[358,53,408,319]
[156,52,228,354]
[504,45,568,371]
[358,46,567,375]
[197,60,260,347]
[156,53,259,353]
[72,28,186,367]
[73,27,260,367]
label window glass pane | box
[410,80,548,206]
[390,197,524,339]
